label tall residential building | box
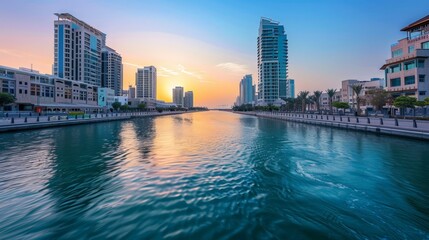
[136,66,157,99]
[54,13,105,86]
[172,86,184,107]
[239,74,254,105]
[257,18,288,105]
[381,14,429,100]
[184,91,194,108]
[101,46,122,96]
[286,79,295,98]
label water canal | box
[0,111,428,239]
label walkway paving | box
[0,111,188,133]
[237,111,429,140]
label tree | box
[313,90,322,112]
[332,101,350,112]
[0,92,15,110]
[351,84,363,115]
[365,89,391,111]
[298,91,310,112]
[425,97,429,105]
[138,103,146,111]
[393,96,416,117]
[112,102,121,111]
[120,104,129,111]
[326,89,337,113]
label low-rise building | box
[381,14,429,100]
[0,65,101,112]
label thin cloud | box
[123,62,143,68]
[0,49,25,58]
[216,62,248,73]
[177,64,202,80]
[159,66,179,76]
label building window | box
[390,78,401,87]
[404,61,416,70]
[404,76,415,85]
[391,64,401,73]
[392,49,403,58]
[419,75,425,82]
[419,91,426,96]
[418,59,425,68]
[408,45,415,53]
[422,41,429,49]
[19,89,22,94]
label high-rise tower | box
[54,13,105,86]
[257,18,288,105]
[136,66,157,100]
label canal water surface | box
[0,111,428,239]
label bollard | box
[356,117,359,123]
[413,119,417,128]
[316,115,318,119]
[37,116,39,122]
[367,118,370,124]
[24,117,27,123]
[48,116,50,121]
[380,118,383,125]
[333,116,335,121]
[395,118,398,126]
[326,116,329,120]
[11,117,14,124]
[321,116,323,120]
[340,116,342,121]
[348,117,350,122]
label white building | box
[172,86,184,107]
[136,66,157,100]
[54,13,105,86]
[102,46,122,96]
[114,95,128,106]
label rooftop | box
[401,14,429,32]
[55,13,105,36]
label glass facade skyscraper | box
[257,18,288,104]
[136,66,157,100]
[239,74,254,105]
[102,46,123,96]
[54,13,105,86]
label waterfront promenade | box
[0,111,188,133]
[236,111,429,140]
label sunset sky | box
[1,0,428,108]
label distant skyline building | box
[381,14,429,100]
[53,13,105,86]
[128,85,136,99]
[101,46,122,96]
[239,74,255,105]
[184,91,194,108]
[136,66,157,99]
[172,86,184,107]
[286,79,295,98]
[257,17,288,105]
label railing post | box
[395,118,398,126]
[367,118,370,124]
[11,117,14,124]
[348,117,350,122]
[37,116,39,122]
[326,115,329,120]
[356,117,359,123]
[24,117,27,123]
[380,118,383,125]
[48,116,50,121]
[413,119,417,128]
[333,116,335,121]
[340,116,342,121]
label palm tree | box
[313,90,322,112]
[326,89,337,113]
[351,84,363,115]
[298,91,310,112]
